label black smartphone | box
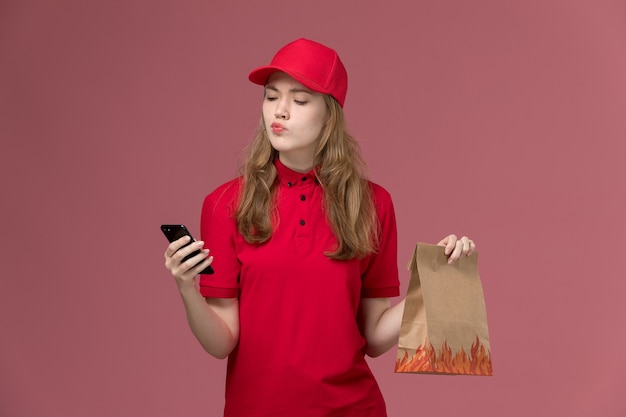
[160,224,214,274]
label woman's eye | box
[294,100,308,105]
[265,96,278,101]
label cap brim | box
[248,65,327,95]
[248,66,279,86]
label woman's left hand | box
[437,234,476,264]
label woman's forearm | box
[361,298,406,357]
[178,285,239,359]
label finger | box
[164,235,192,258]
[165,241,207,274]
[444,234,457,255]
[468,239,476,255]
[460,236,471,255]
[171,240,206,263]
[173,248,211,278]
[190,253,214,274]
[180,247,210,271]
[448,240,464,263]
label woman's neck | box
[278,153,314,173]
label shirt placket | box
[294,175,316,250]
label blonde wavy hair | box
[236,95,378,260]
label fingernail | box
[196,241,204,247]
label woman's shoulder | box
[210,177,243,195]
[365,181,397,240]
[203,177,243,209]
[367,180,393,204]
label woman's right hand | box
[164,236,213,289]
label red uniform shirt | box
[199,159,399,417]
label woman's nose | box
[275,101,289,119]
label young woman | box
[164,38,476,417]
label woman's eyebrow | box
[265,85,313,94]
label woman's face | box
[263,72,328,172]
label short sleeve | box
[360,183,400,298]
[198,180,242,298]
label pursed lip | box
[271,122,286,133]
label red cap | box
[248,38,348,107]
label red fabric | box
[199,159,399,417]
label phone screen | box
[160,224,214,274]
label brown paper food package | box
[395,243,493,375]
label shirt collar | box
[274,158,318,188]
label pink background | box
[1,0,625,416]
